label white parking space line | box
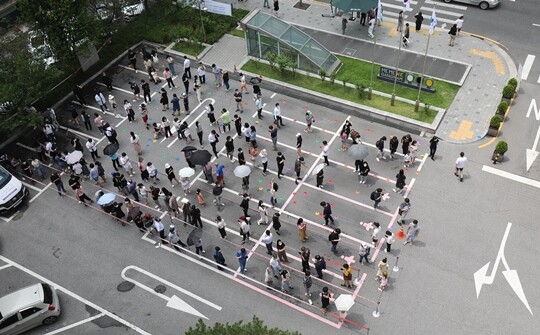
[416,152,429,173]
[533,23,540,27]
[0,264,12,270]
[21,181,42,192]
[71,101,118,118]
[482,165,540,189]
[29,183,52,203]
[165,98,215,147]
[0,255,151,335]
[425,0,467,10]
[43,313,105,335]
[521,55,536,81]
[0,211,19,223]
[57,125,101,141]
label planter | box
[487,126,498,137]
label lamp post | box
[390,24,404,106]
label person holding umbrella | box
[112,202,126,225]
[180,177,191,195]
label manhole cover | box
[343,48,356,56]
[154,285,167,294]
[117,281,135,292]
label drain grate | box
[342,48,356,56]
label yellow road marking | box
[449,120,474,141]
[469,48,505,75]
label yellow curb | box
[469,48,505,75]
[478,95,515,149]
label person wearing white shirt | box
[153,217,167,242]
[273,103,284,127]
[216,216,227,239]
[321,140,330,166]
[183,56,191,79]
[262,230,274,255]
[238,217,250,244]
[120,153,134,176]
[255,96,264,119]
[269,254,282,277]
[94,92,108,112]
[454,151,467,182]
[86,138,100,160]
[455,15,464,36]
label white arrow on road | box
[121,265,222,319]
[526,125,540,171]
[474,222,533,315]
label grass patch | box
[228,28,245,38]
[336,55,459,110]
[242,60,437,123]
[172,41,206,56]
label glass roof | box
[245,11,338,70]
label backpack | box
[303,276,312,288]
[370,191,378,200]
[110,128,117,137]
[212,185,222,196]
[375,140,382,149]
[328,232,334,241]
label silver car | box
[0,283,61,335]
[443,0,500,10]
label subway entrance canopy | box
[241,9,341,74]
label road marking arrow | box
[121,265,222,319]
[526,125,540,171]
[473,222,533,315]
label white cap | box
[165,163,170,168]
[296,133,301,137]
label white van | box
[0,166,28,215]
[0,283,61,335]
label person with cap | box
[168,226,187,251]
[296,133,303,156]
[294,156,305,185]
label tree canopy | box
[186,316,302,335]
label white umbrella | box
[178,167,195,178]
[311,163,325,176]
[347,144,369,160]
[334,294,355,312]
[234,165,251,178]
[65,150,83,165]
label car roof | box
[0,283,44,318]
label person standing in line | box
[429,136,439,160]
[169,193,180,218]
[372,222,381,245]
[273,0,279,17]
[153,218,168,244]
[215,162,225,186]
[208,130,219,158]
[376,258,389,281]
[321,287,331,315]
[165,163,179,187]
[448,24,458,46]
[358,159,370,184]
[191,205,203,229]
[75,185,92,207]
[259,149,268,176]
[150,186,162,210]
[255,95,264,119]
[316,167,324,189]
[384,230,395,253]
[129,132,142,156]
[272,212,282,235]
[341,18,347,35]
[130,81,141,101]
[257,200,269,225]
[120,153,135,177]
[183,56,191,78]
[276,239,288,262]
[81,111,92,131]
[182,201,192,226]
[358,243,371,264]
[234,89,243,113]
[216,216,227,239]
[166,55,176,76]
[182,74,190,96]
[128,49,137,72]
[455,15,464,36]
[276,151,285,178]
[262,230,274,255]
[341,264,353,288]
[237,148,246,165]
[397,10,403,32]
[221,68,230,91]
[101,72,113,91]
[168,227,187,251]
[371,188,383,209]
[95,91,108,112]
[269,254,282,278]
[211,64,222,87]
[414,11,423,31]
[86,138,100,160]
[197,62,206,84]
[94,113,104,134]
[379,273,389,291]
[238,216,251,244]
[368,16,376,38]
[303,271,313,304]
[294,157,304,185]
[394,169,406,194]
[163,68,175,89]
[280,269,293,293]
[454,152,467,182]
[375,136,386,161]
[214,246,227,270]
[273,103,284,127]
[296,133,303,156]
[321,140,330,166]
[240,193,250,217]
[305,110,314,133]
[313,255,326,279]
[265,267,274,289]
[299,246,310,273]
[141,80,151,103]
[328,228,341,253]
[236,248,248,275]
[401,134,412,155]
[389,136,399,159]
[404,220,420,245]
[194,238,205,257]
[193,79,202,103]
[219,108,232,132]
[50,172,66,196]
[239,73,249,94]
[213,183,224,207]
[73,85,87,105]
[398,198,411,225]
[234,114,242,137]
[320,201,334,225]
[269,179,278,207]
[297,218,308,242]
[225,136,235,162]
[269,125,278,151]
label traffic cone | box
[396,227,405,239]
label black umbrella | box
[127,206,141,221]
[187,228,203,246]
[103,142,119,156]
[181,146,197,152]
[190,150,212,166]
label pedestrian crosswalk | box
[382,0,467,26]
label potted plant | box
[502,84,515,102]
[497,101,508,115]
[492,140,508,164]
[487,115,501,136]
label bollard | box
[372,301,380,318]
[354,268,362,285]
[393,256,400,272]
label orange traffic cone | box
[396,227,405,239]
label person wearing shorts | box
[454,152,467,182]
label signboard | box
[202,0,233,16]
[378,66,405,83]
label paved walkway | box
[208,0,516,143]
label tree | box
[186,316,302,335]
[0,35,62,135]
[17,0,103,65]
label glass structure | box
[242,10,340,74]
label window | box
[0,314,19,329]
[42,283,53,304]
[20,307,41,318]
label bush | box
[275,55,290,74]
[330,71,337,85]
[494,140,508,155]
[508,77,517,88]
[318,67,326,81]
[502,84,515,99]
[266,53,277,69]
[497,101,508,114]
[490,115,501,128]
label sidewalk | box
[207,0,516,143]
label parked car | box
[443,0,500,10]
[0,283,61,335]
[0,165,28,215]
